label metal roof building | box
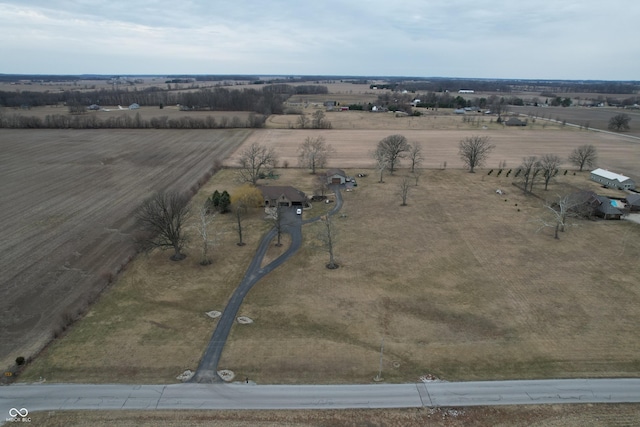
[590,168,635,190]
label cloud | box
[0,0,638,79]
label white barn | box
[590,168,635,190]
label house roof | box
[325,168,346,177]
[591,168,633,183]
[625,193,640,205]
[258,185,306,202]
[594,196,623,215]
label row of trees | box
[0,111,266,129]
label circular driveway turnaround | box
[2,379,640,421]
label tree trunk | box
[554,223,559,239]
[236,210,245,246]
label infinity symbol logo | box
[9,407,28,417]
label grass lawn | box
[20,168,640,385]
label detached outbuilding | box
[505,117,527,126]
[590,168,635,190]
[325,168,347,185]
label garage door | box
[332,178,341,184]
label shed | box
[258,186,306,207]
[325,168,347,185]
[590,169,635,190]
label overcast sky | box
[1,1,638,80]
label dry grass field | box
[229,127,640,180]
[0,129,250,371]
[23,404,640,426]
[1,104,256,123]
[20,166,640,386]
[218,169,640,384]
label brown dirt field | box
[226,128,640,180]
[512,105,640,137]
[0,129,251,372]
[24,404,640,426]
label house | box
[325,168,347,185]
[590,169,636,190]
[258,186,306,207]
[590,195,623,220]
[505,117,526,126]
[129,103,140,110]
[624,193,640,211]
[454,108,466,114]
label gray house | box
[590,168,635,190]
[590,195,623,220]
[258,186,306,207]
[325,168,347,185]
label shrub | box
[15,356,25,366]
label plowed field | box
[0,129,250,369]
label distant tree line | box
[0,111,266,129]
[0,84,328,115]
[373,78,639,95]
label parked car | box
[296,208,302,215]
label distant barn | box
[590,168,635,190]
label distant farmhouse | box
[505,117,527,126]
[590,169,635,190]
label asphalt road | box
[2,379,640,422]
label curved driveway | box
[191,186,343,383]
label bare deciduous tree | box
[314,173,329,196]
[377,134,411,174]
[231,185,263,246]
[608,113,631,132]
[135,191,190,261]
[520,156,541,193]
[411,169,422,186]
[312,110,332,129]
[197,206,215,265]
[568,144,597,172]
[319,215,338,269]
[372,147,390,183]
[408,142,424,173]
[458,135,494,173]
[297,114,309,129]
[538,192,592,239]
[268,204,286,247]
[399,176,411,206]
[298,136,334,174]
[539,154,562,190]
[237,142,278,185]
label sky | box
[1,0,639,80]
